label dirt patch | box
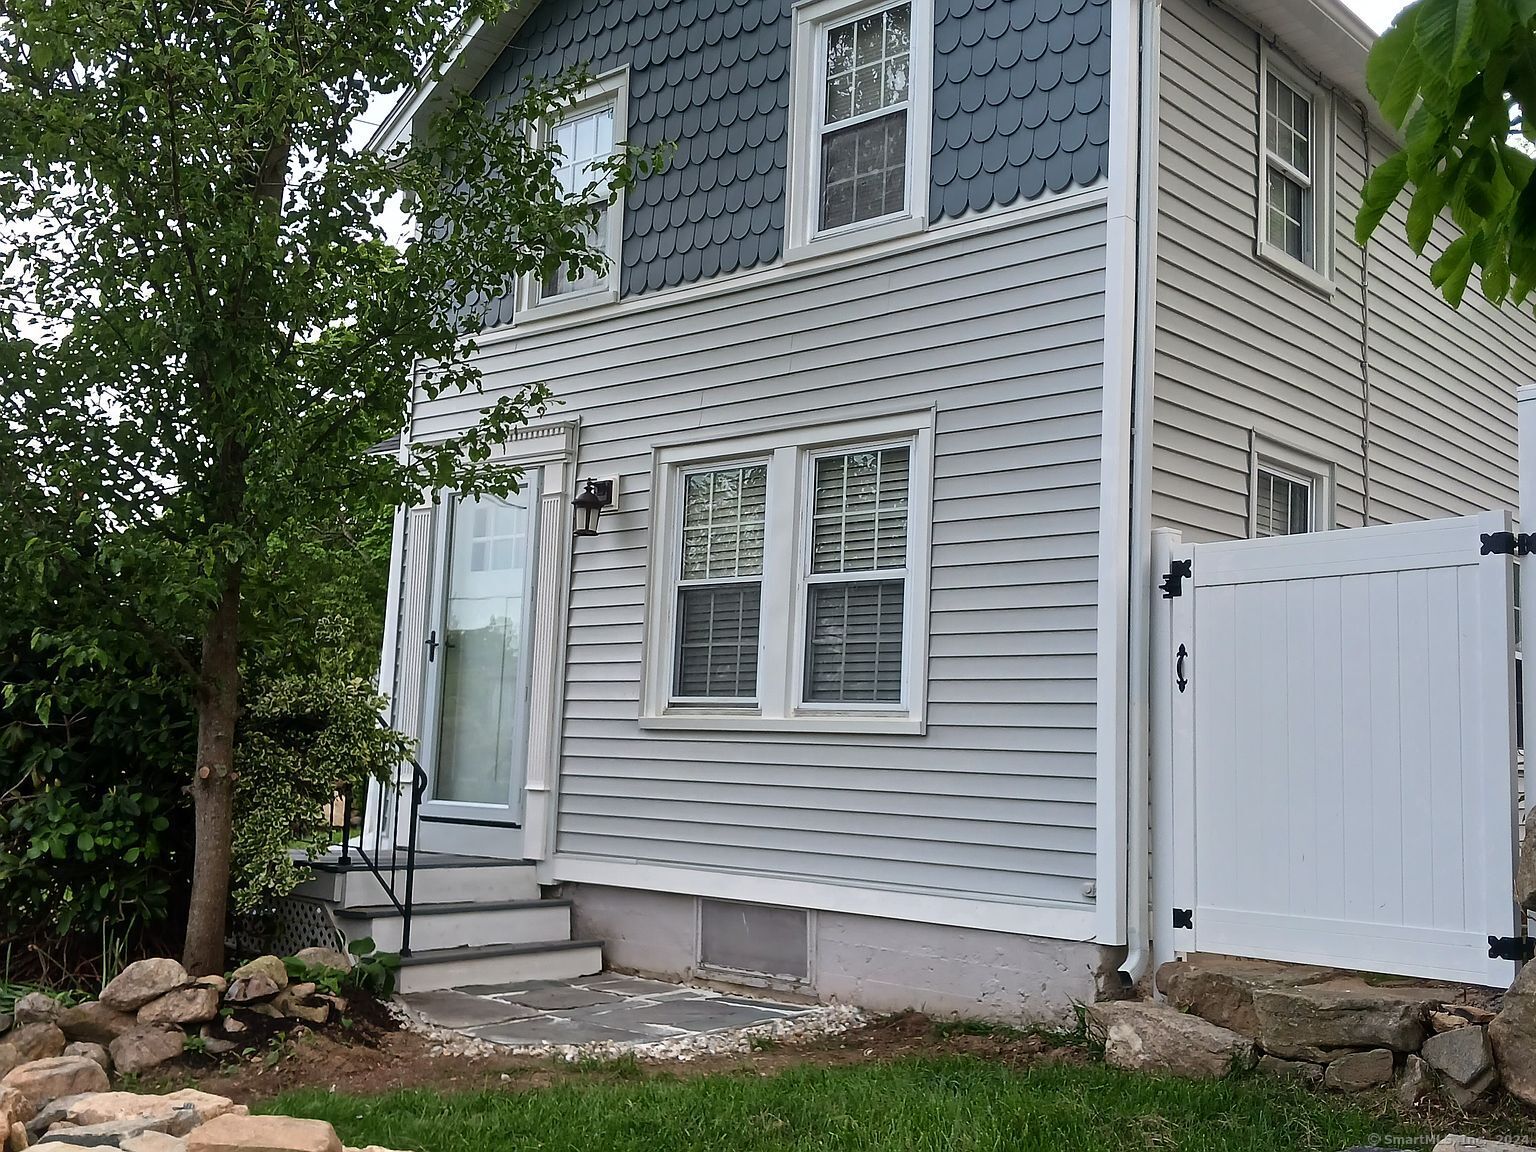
[141,1011,1085,1105]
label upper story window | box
[643,410,935,734]
[787,0,933,260]
[1249,435,1333,539]
[1256,48,1333,293]
[523,72,628,316]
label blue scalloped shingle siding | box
[474,0,790,320]
[474,0,1109,318]
[930,0,1110,221]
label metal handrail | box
[337,721,427,956]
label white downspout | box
[1118,0,1163,989]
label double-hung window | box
[1257,49,1333,288]
[645,412,934,733]
[787,0,932,257]
[525,73,627,313]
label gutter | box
[1117,0,1163,990]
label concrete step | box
[294,853,540,909]
[395,940,605,994]
[335,899,573,954]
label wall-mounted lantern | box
[572,478,616,537]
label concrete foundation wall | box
[566,883,1106,1023]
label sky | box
[1348,0,1403,31]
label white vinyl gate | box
[1154,511,1522,987]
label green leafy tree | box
[0,0,651,973]
[1356,0,1536,305]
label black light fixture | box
[572,478,615,537]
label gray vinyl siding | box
[1150,0,1536,543]
[414,203,1108,910]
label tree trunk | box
[182,561,242,976]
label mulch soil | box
[144,1006,1087,1106]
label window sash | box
[814,0,912,234]
[533,98,619,304]
[1254,466,1314,538]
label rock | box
[1423,1025,1494,1087]
[1323,1048,1395,1092]
[224,958,286,1005]
[56,1004,136,1048]
[1398,1054,1436,1108]
[63,1091,238,1138]
[108,1028,185,1076]
[11,999,61,1031]
[196,1027,239,1057]
[25,1096,87,1138]
[7,1028,64,1065]
[1451,1005,1498,1026]
[1442,1066,1499,1110]
[10,1119,27,1150]
[42,1116,175,1147]
[1488,959,1536,1106]
[270,987,327,1026]
[0,1057,109,1113]
[292,949,352,974]
[219,1019,245,1036]
[185,1114,341,1152]
[1257,1054,1323,1084]
[1518,808,1536,911]
[0,1084,36,1129]
[1431,1011,1472,1033]
[59,1046,107,1074]
[0,1016,11,1038]
[1434,1138,1535,1151]
[1251,986,1427,1059]
[100,961,189,1013]
[193,977,227,995]
[121,1136,187,1152]
[1088,1002,1257,1079]
[137,987,221,1028]
[245,1004,284,1020]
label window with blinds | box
[672,464,767,700]
[1254,466,1313,538]
[805,446,909,703]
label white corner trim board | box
[546,856,1101,942]
[1094,0,1142,951]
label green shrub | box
[231,644,410,914]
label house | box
[332,0,1536,1012]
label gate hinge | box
[1489,935,1535,963]
[1480,532,1536,556]
[1173,908,1193,930]
[1160,560,1192,599]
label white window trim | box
[518,69,629,320]
[784,0,934,263]
[1247,431,1335,539]
[641,408,935,735]
[1254,43,1335,297]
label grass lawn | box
[268,1055,1417,1152]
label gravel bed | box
[391,998,868,1063]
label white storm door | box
[418,476,542,834]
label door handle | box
[426,630,439,662]
[1175,644,1188,693]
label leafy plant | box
[344,937,402,997]
[232,632,410,915]
[1357,1,1536,307]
